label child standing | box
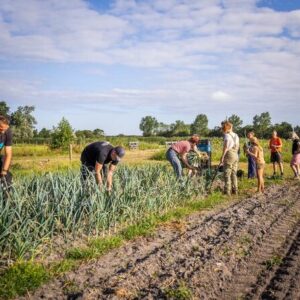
[247,137,265,193]
[290,132,300,179]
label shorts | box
[291,153,300,165]
[271,152,282,163]
[256,163,265,170]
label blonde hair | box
[250,137,263,151]
[222,121,232,133]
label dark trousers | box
[0,156,13,193]
[248,155,257,178]
[80,163,108,182]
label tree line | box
[1,100,299,149]
[0,101,104,149]
[139,113,300,139]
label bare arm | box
[247,146,258,159]
[180,153,195,170]
[94,162,103,187]
[220,140,229,164]
[1,146,12,175]
[107,164,116,191]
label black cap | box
[114,146,125,158]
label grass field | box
[11,137,293,175]
[0,138,297,299]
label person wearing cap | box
[80,141,125,192]
[166,135,200,179]
[0,115,13,192]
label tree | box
[228,114,243,132]
[139,116,159,136]
[191,114,209,136]
[273,122,293,139]
[156,122,172,136]
[169,120,190,136]
[10,106,37,139]
[240,125,255,137]
[253,112,272,138]
[93,128,105,137]
[75,130,94,139]
[0,101,10,117]
[38,128,52,138]
[208,126,223,137]
[51,118,74,149]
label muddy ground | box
[22,183,300,300]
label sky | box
[0,0,300,135]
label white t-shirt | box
[224,132,239,150]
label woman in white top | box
[220,121,240,196]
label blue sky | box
[0,0,300,135]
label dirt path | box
[23,183,300,300]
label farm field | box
[26,183,300,300]
[0,140,299,299]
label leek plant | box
[0,165,205,261]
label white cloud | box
[0,0,300,131]
[211,91,232,102]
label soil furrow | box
[23,184,300,300]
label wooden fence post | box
[69,144,73,162]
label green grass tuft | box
[66,236,123,260]
[88,236,123,254]
[65,247,95,260]
[120,217,157,240]
[0,262,49,299]
[164,281,193,300]
[49,259,78,276]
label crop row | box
[0,165,205,262]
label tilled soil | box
[23,183,300,300]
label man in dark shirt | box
[80,141,125,192]
[0,115,13,191]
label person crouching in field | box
[0,115,13,193]
[269,130,284,177]
[80,141,125,192]
[290,132,300,179]
[220,121,240,196]
[166,135,200,179]
[247,137,265,193]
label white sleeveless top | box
[224,132,239,150]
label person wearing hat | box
[80,141,125,192]
[0,115,13,192]
[166,134,200,179]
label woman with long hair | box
[290,132,300,179]
[247,137,265,193]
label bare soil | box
[21,183,300,300]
